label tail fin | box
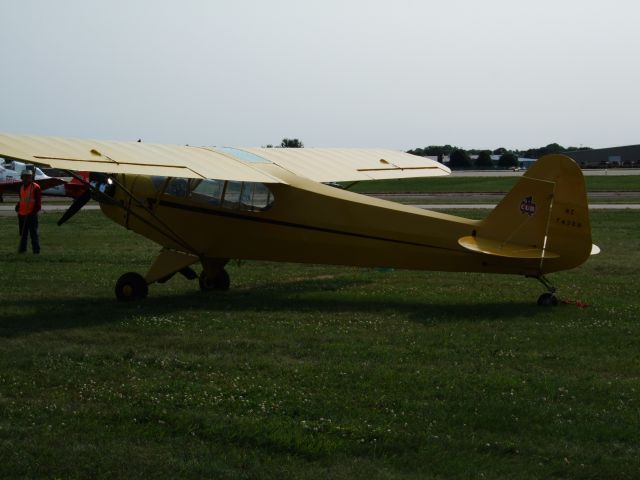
[458,155,596,275]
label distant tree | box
[449,148,471,168]
[498,152,519,168]
[430,145,451,163]
[544,143,564,154]
[409,142,591,161]
[407,145,456,163]
[475,150,494,168]
[522,143,568,159]
[280,138,304,148]
[467,149,487,156]
[420,146,438,156]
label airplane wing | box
[0,133,450,185]
[244,147,450,182]
[0,176,65,194]
[0,179,23,194]
[0,133,285,184]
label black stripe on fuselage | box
[153,198,458,252]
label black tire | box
[199,269,230,292]
[115,272,149,301]
[537,292,558,307]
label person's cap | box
[21,170,33,176]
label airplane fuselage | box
[100,169,557,278]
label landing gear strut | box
[113,256,231,300]
[115,272,149,301]
[199,268,230,292]
[535,275,558,307]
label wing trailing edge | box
[0,133,450,185]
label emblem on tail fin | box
[520,196,536,216]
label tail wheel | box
[537,292,558,307]
[199,268,230,292]
[115,272,149,301]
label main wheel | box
[199,269,230,292]
[115,272,149,301]
[537,292,558,307]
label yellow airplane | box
[0,133,599,306]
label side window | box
[165,178,275,211]
[235,182,273,211]
[239,182,254,210]
[165,177,189,197]
[222,181,242,209]
[190,179,224,205]
[151,176,168,191]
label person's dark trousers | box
[18,214,40,254]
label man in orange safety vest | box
[15,169,41,254]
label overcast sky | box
[1,0,638,150]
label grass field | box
[350,175,640,194]
[1,210,639,479]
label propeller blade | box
[57,190,91,226]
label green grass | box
[0,211,639,479]
[350,175,640,193]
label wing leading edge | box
[0,133,450,184]
[0,134,284,184]
[244,147,450,182]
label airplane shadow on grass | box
[0,276,543,338]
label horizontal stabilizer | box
[458,235,560,259]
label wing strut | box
[107,175,200,255]
[57,170,199,256]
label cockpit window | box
[213,147,271,164]
[241,182,273,210]
[163,177,274,211]
[165,177,189,197]
[151,176,168,191]
[222,181,242,209]
[190,179,224,205]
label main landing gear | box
[114,267,231,301]
[115,272,149,301]
[535,275,558,307]
[199,269,230,292]
[114,250,231,301]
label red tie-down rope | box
[560,299,589,308]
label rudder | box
[460,154,595,275]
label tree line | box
[264,138,305,148]
[407,143,592,168]
[271,138,592,169]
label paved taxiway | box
[0,202,637,217]
[452,168,639,177]
[418,204,640,210]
